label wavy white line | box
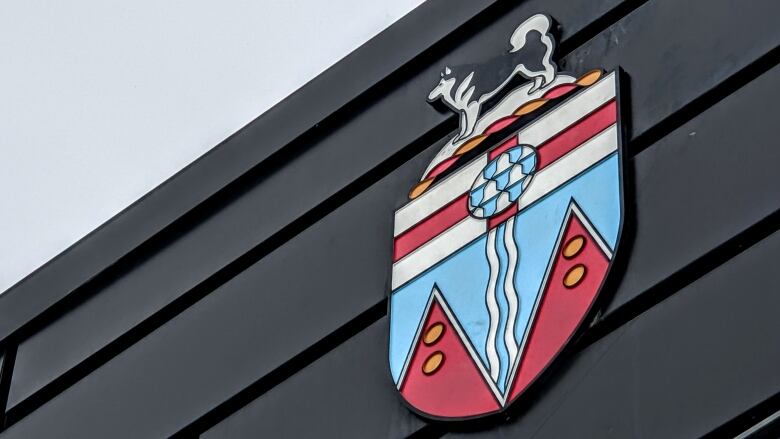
[484,228,501,382]
[502,216,520,373]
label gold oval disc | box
[409,178,434,200]
[422,351,445,375]
[423,322,445,345]
[562,235,586,259]
[513,98,547,116]
[575,69,603,87]
[454,134,487,156]
[563,264,587,288]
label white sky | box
[0,0,426,293]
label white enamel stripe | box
[495,154,513,174]
[570,202,614,259]
[482,180,501,201]
[505,201,612,393]
[484,228,501,382]
[502,216,520,369]
[516,124,618,213]
[394,71,617,237]
[505,202,576,393]
[391,124,618,290]
[513,71,616,147]
[391,215,486,290]
[394,155,487,236]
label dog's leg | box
[456,111,469,141]
[460,103,480,141]
[528,75,545,94]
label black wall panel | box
[1,135,452,436]
[602,61,780,315]
[203,61,780,439]
[202,319,427,439]
[7,0,630,410]
[447,229,780,439]
[9,0,780,415]
[1,0,778,437]
[204,229,780,438]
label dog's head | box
[427,67,459,105]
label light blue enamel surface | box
[508,147,524,163]
[469,184,486,208]
[389,152,621,385]
[520,154,536,173]
[389,236,490,383]
[494,169,511,190]
[483,160,497,178]
[507,176,527,202]
[508,152,620,345]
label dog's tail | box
[509,14,556,91]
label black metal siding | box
[0,0,778,437]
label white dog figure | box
[427,14,557,142]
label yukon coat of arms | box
[388,14,627,420]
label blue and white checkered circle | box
[468,145,538,218]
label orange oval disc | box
[562,235,586,259]
[513,98,547,116]
[423,322,445,345]
[563,264,587,288]
[576,69,603,87]
[408,178,434,200]
[422,351,445,375]
[454,135,487,156]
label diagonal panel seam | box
[192,50,780,439]
[0,0,652,428]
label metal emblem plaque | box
[388,14,627,420]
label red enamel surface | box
[488,137,520,160]
[400,299,500,418]
[397,102,615,259]
[487,203,518,230]
[393,194,470,261]
[426,155,461,180]
[508,211,610,401]
[535,100,617,169]
[483,115,519,135]
[542,83,579,99]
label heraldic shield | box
[388,14,626,420]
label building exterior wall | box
[0,0,778,437]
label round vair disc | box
[468,144,537,219]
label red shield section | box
[389,68,626,420]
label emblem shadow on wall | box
[387,13,632,422]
